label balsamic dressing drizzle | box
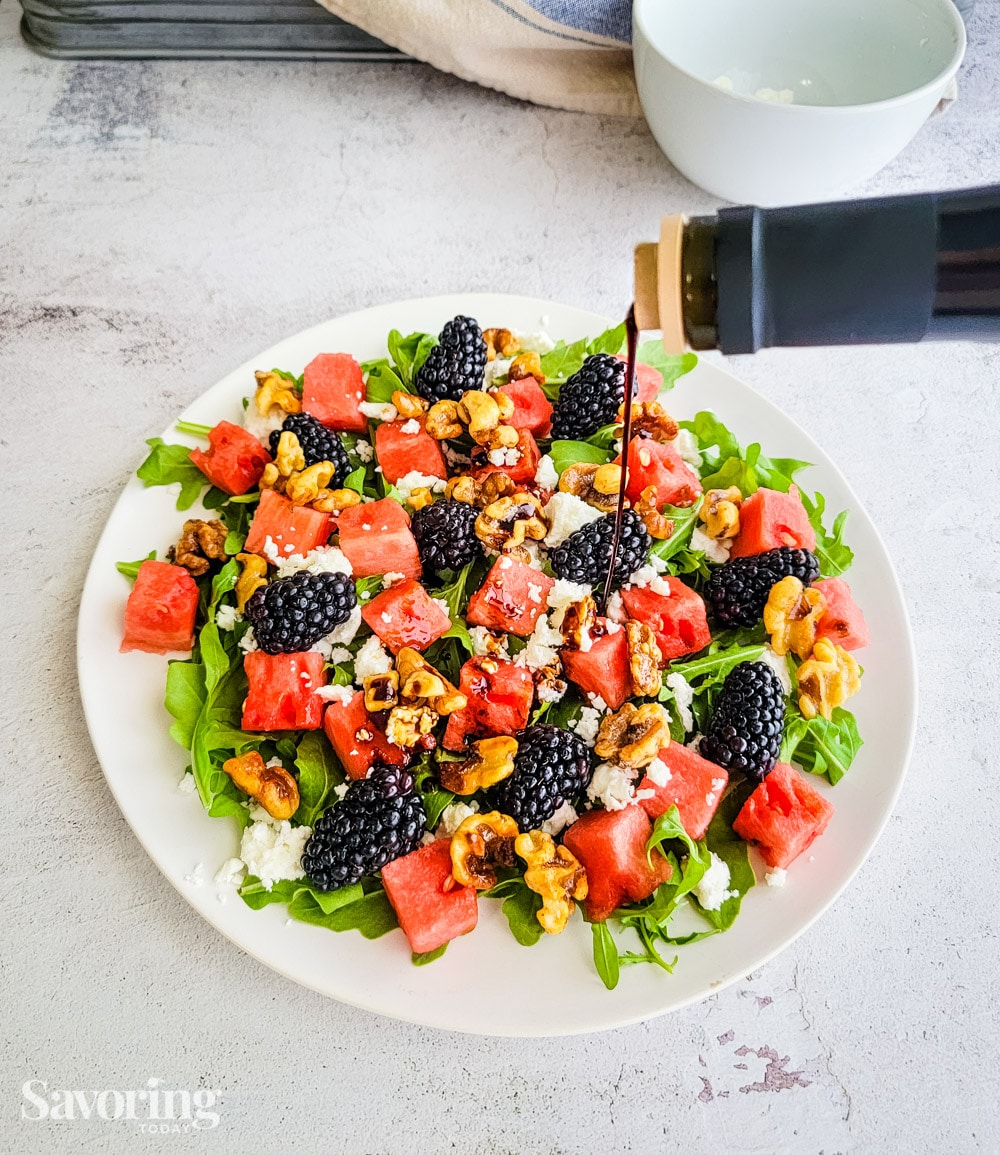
[598,305,638,615]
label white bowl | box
[633,0,966,206]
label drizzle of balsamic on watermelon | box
[598,305,638,614]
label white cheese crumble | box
[354,438,374,462]
[215,604,241,631]
[527,583,543,605]
[488,447,521,467]
[399,418,421,435]
[442,443,471,469]
[626,564,672,594]
[238,627,259,653]
[327,646,352,665]
[686,732,705,751]
[238,813,311,891]
[765,868,788,888]
[483,357,514,387]
[645,757,671,787]
[242,402,286,443]
[468,626,509,658]
[515,614,564,672]
[543,492,602,548]
[274,544,354,580]
[533,453,560,491]
[394,470,447,503]
[312,605,362,654]
[546,578,593,622]
[587,763,637,811]
[569,706,602,748]
[664,672,695,733]
[183,863,205,888]
[382,571,405,588]
[314,683,355,706]
[436,800,480,838]
[690,526,732,565]
[353,635,393,681]
[332,782,350,801]
[587,694,609,712]
[536,681,566,703]
[605,590,626,623]
[694,852,736,911]
[758,645,793,695]
[177,772,198,795]
[673,428,702,470]
[214,857,246,888]
[432,597,451,620]
[541,801,579,837]
[358,401,397,422]
[516,329,556,355]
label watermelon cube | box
[618,438,702,508]
[497,377,553,438]
[562,805,672,923]
[374,418,447,485]
[622,579,711,664]
[243,489,331,560]
[242,651,326,731]
[733,761,835,869]
[189,421,271,496]
[471,429,541,484]
[442,657,534,750]
[323,690,409,779]
[336,498,421,580]
[466,558,554,637]
[638,743,728,840]
[302,353,367,433]
[381,839,479,954]
[814,577,870,651]
[121,560,199,654]
[361,579,451,653]
[615,355,663,402]
[730,486,816,557]
[561,623,631,709]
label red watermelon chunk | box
[121,560,199,654]
[323,690,409,779]
[361,579,451,653]
[622,579,711,664]
[730,486,816,557]
[563,805,672,923]
[497,377,553,438]
[561,623,631,709]
[336,498,421,579]
[443,657,534,750]
[466,557,554,637]
[615,355,663,402]
[638,744,728,840]
[302,353,367,433]
[189,420,271,496]
[733,761,835,869]
[242,651,326,731]
[374,418,448,485]
[618,438,702,508]
[243,489,331,560]
[814,577,870,651]
[381,839,478,954]
[471,429,541,484]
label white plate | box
[77,294,916,1037]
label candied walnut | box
[311,488,362,514]
[764,576,827,659]
[558,594,597,651]
[593,463,624,496]
[451,811,519,889]
[253,370,301,418]
[626,620,663,697]
[284,460,336,507]
[396,648,467,715]
[475,492,548,558]
[222,751,299,821]
[699,486,743,541]
[797,638,861,721]
[508,350,544,383]
[558,462,619,514]
[173,518,228,577]
[594,702,671,769]
[363,671,399,713]
[426,399,463,440]
[483,327,520,361]
[260,430,306,493]
[445,475,480,506]
[514,831,588,935]
[386,705,439,748]
[438,736,518,795]
[633,485,675,540]
[479,423,520,454]
[479,471,517,508]
[392,390,429,419]
[627,401,679,444]
[235,552,268,612]
[406,487,434,511]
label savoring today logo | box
[21,1078,221,1132]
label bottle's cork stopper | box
[633,214,687,354]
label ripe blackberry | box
[704,547,820,628]
[268,412,351,487]
[303,766,425,890]
[492,724,592,830]
[414,315,487,403]
[410,498,482,576]
[549,510,650,589]
[245,571,357,655]
[700,662,785,782]
[550,354,632,440]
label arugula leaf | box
[645,807,711,903]
[175,420,212,437]
[701,443,763,496]
[549,439,613,475]
[662,641,766,692]
[269,367,303,393]
[539,337,589,390]
[342,466,367,496]
[780,704,862,785]
[386,330,436,389]
[165,660,207,750]
[649,503,702,565]
[799,490,854,577]
[287,886,398,938]
[414,758,456,830]
[635,343,698,391]
[364,359,406,404]
[294,731,344,826]
[680,411,742,460]
[587,323,627,356]
[694,787,756,930]
[116,551,156,582]
[591,922,621,990]
[136,439,207,510]
[412,945,448,966]
[486,877,545,946]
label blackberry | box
[549,510,650,589]
[410,499,482,576]
[414,315,487,402]
[492,724,592,830]
[704,547,820,628]
[700,662,785,782]
[550,354,631,440]
[269,412,351,488]
[303,766,425,890]
[245,571,357,655]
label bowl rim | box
[632,0,967,115]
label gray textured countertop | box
[3,3,999,1151]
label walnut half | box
[594,702,671,769]
[438,736,517,795]
[515,831,588,935]
[222,751,299,821]
[173,518,228,576]
[450,812,519,889]
[625,620,663,697]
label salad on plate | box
[118,314,868,987]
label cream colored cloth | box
[314,0,641,116]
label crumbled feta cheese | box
[380,572,404,590]
[536,681,566,703]
[626,564,670,593]
[314,683,355,706]
[214,858,246,888]
[436,800,479,838]
[569,706,601,747]
[516,329,556,355]
[327,646,352,665]
[420,831,437,847]
[177,772,198,794]
[765,868,787,888]
[432,597,451,620]
[534,454,560,491]
[543,492,602,548]
[243,401,287,443]
[605,620,622,635]
[674,428,702,470]
[468,626,509,658]
[587,763,637,811]
[691,526,732,565]
[332,782,350,801]
[541,801,579,837]
[488,447,521,468]
[527,583,543,605]
[664,672,695,732]
[239,816,311,891]
[394,470,447,503]
[358,400,397,422]
[238,627,259,653]
[686,732,705,751]
[320,605,362,648]
[694,852,735,911]
[645,757,671,787]
[605,590,626,623]
[546,578,592,620]
[648,552,668,574]
[708,777,726,806]
[515,613,564,672]
[353,635,393,682]
[215,604,241,631]
[183,863,206,888]
[274,545,353,580]
[399,418,421,435]
[483,357,514,386]
[587,694,609,713]
[758,645,793,695]
[354,438,374,462]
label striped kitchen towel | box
[313,0,641,115]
